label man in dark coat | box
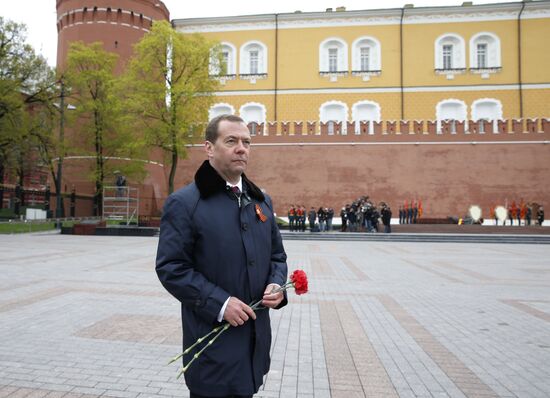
[326,207,334,231]
[308,207,317,231]
[340,206,348,232]
[156,114,288,398]
[381,204,392,233]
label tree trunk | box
[167,99,178,194]
[168,146,178,195]
[94,110,104,216]
[0,160,4,209]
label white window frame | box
[249,50,259,74]
[208,103,235,121]
[239,102,266,134]
[319,100,348,134]
[239,41,267,77]
[319,38,348,76]
[435,33,466,76]
[443,44,453,70]
[351,100,381,135]
[328,48,338,72]
[471,98,503,132]
[210,42,236,77]
[435,99,467,133]
[351,36,381,77]
[469,32,501,76]
[360,47,370,71]
[476,43,487,69]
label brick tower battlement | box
[56,0,170,71]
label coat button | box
[248,260,255,266]
[242,223,248,231]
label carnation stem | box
[167,324,225,365]
[177,323,231,378]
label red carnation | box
[290,270,308,295]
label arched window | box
[436,99,467,133]
[471,98,502,133]
[240,102,266,135]
[240,41,267,76]
[209,103,235,121]
[470,32,501,71]
[210,42,236,77]
[320,101,348,134]
[352,101,381,135]
[435,34,466,73]
[319,38,348,74]
[352,37,381,73]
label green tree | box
[122,21,219,194]
[0,17,57,190]
[64,41,143,215]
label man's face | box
[205,120,251,183]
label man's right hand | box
[223,297,256,327]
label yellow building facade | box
[174,1,550,132]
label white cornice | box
[173,1,550,33]
[212,83,550,96]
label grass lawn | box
[0,221,75,234]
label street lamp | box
[55,77,72,228]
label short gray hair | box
[205,114,246,143]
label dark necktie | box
[230,185,241,206]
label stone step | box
[280,232,550,244]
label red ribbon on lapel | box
[255,204,267,222]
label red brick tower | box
[56,0,170,72]
[55,0,171,217]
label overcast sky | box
[2,0,509,66]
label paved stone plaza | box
[0,233,549,398]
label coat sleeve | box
[265,196,288,309]
[156,193,230,324]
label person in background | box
[288,205,296,232]
[381,203,392,233]
[308,206,317,231]
[340,206,348,232]
[326,207,334,231]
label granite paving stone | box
[0,234,549,397]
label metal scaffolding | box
[102,186,139,225]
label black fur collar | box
[194,160,265,202]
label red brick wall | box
[163,141,550,219]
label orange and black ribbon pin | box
[255,204,267,222]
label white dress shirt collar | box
[226,177,242,192]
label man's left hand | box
[262,283,283,308]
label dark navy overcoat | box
[156,160,288,396]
